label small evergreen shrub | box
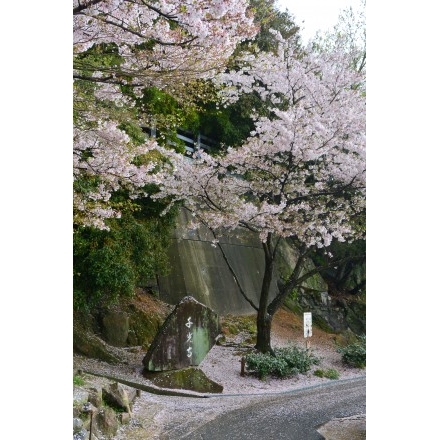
[337,335,366,368]
[245,346,319,380]
[276,346,320,374]
[314,368,340,379]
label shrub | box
[276,346,320,374]
[244,345,319,380]
[314,368,340,379]
[337,335,366,368]
[73,201,178,311]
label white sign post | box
[303,312,312,352]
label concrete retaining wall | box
[156,209,279,315]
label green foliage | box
[245,345,319,380]
[73,374,85,386]
[136,84,212,151]
[197,93,261,148]
[337,335,366,368]
[275,346,320,373]
[139,86,197,140]
[73,200,178,311]
[74,43,124,74]
[314,368,340,379]
[192,0,302,150]
[118,120,146,145]
[249,0,301,53]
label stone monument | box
[142,296,220,371]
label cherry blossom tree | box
[312,0,366,75]
[154,31,366,353]
[74,0,257,94]
[73,0,257,229]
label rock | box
[144,367,223,393]
[290,290,366,335]
[73,428,88,440]
[127,308,165,348]
[73,323,121,364]
[102,382,135,414]
[143,296,220,371]
[102,311,129,347]
[97,407,119,437]
[87,388,102,408]
[73,390,89,405]
[73,418,83,433]
[82,402,98,416]
[120,412,131,425]
[79,433,99,440]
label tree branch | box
[185,207,259,311]
[295,253,365,286]
[267,246,308,315]
[138,0,178,21]
[73,74,144,87]
[73,0,104,15]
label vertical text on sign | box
[185,317,193,358]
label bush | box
[337,335,366,368]
[314,368,340,379]
[73,202,177,311]
[245,345,319,380]
[276,346,320,374]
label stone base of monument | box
[143,367,223,394]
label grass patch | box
[314,368,340,379]
[73,374,85,386]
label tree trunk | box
[254,239,275,355]
[255,309,274,355]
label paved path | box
[156,377,366,439]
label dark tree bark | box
[254,238,275,354]
[255,309,274,355]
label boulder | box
[102,382,135,414]
[97,407,119,437]
[73,390,89,406]
[120,412,131,425]
[145,367,223,393]
[73,323,121,364]
[143,296,220,371]
[73,429,88,440]
[87,388,102,408]
[73,418,83,433]
[102,311,129,347]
